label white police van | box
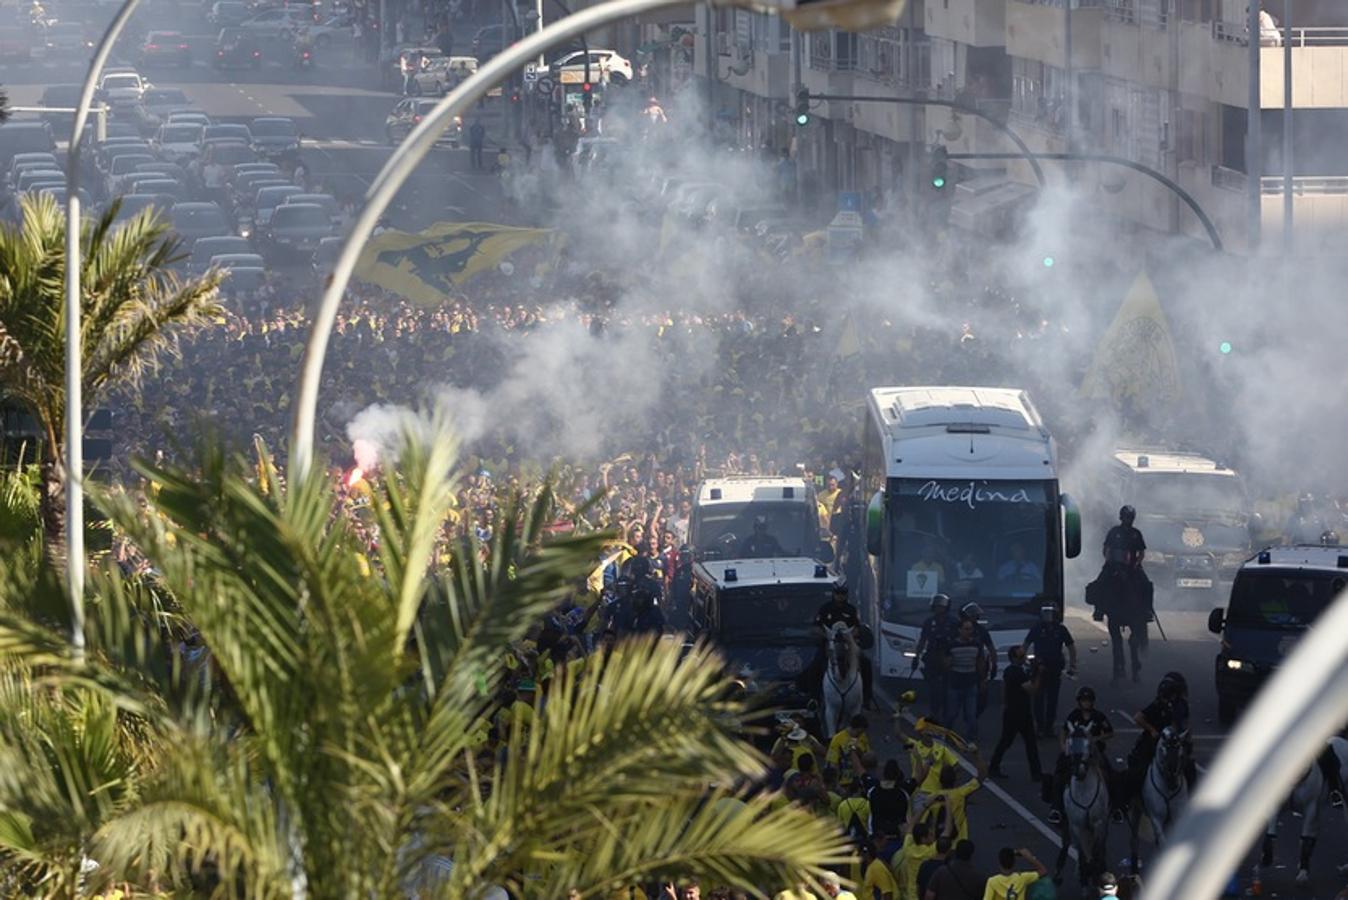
[689,476,826,561]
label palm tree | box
[0,422,852,897]
[0,193,223,558]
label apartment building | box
[693,0,1348,254]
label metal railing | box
[1260,174,1348,194]
[1104,0,1167,28]
[1214,21,1348,47]
[807,30,856,72]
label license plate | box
[1177,578,1213,589]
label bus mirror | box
[1208,607,1225,635]
[866,490,884,556]
[1061,492,1082,559]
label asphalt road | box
[871,594,1348,899]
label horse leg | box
[1296,835,1316,885]
[1053,818,1070,883]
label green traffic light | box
[1043,256,1055,268]
[1219,341,1233,354]
[795,113,810,126]
[932,176,946,189]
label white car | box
[97,71,148,106]
[410,55,479,95]
[549,49,633,84]
[154,122,205,163]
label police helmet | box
[961,601,983,620]
[753,514,769,530]
[1119,505,1136,524]
[1159,671,1188,697]
[832,582,849,601]
[930,593,951,611]
[1077,686,1096,703]
[1040,605,1057,622]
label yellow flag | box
[1079,271,1181,409]
[835,311,861,359]
[354,222,553,305]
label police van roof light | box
[1258,550,1271,565]
[1137,455,1150,468]
[724,567,737,582]
[814,563,828,578]
[710,488,722,500]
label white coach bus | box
[860,386,1082,676]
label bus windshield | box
[692,502,815,559]
[883,478,1057,627]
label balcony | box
[925,0,1006,48]
[1006,0,1105,70]
[1261,30,1348,109]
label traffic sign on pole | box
[523,62,539,83]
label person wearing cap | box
[1097,872,1120,898]
[1022,605,1076,738]
[913,594,956,722]
[772,721,827,770]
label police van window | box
[692,503,813,557]
[1130,473,1247,519]
[1228,571,1343,630]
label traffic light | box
[1219,340,1233,355]
[581,80,593,110]
[1042,255,1055,268]
[930,145,948,190]
[795,88,810,127]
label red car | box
[139,31,192,67]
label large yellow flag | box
[835,310,862,359]
[354,222,553,304]
[1080,271,1181,409]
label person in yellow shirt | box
[836,787,871,836]
[772,723,827,770]
[918,756,986,842]
[982,847,1047,900]
[827,715,873,788]
[891,819,941,900]
[774,886,818,900]
[859,838,899,900]
[903,722,961,807]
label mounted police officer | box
[802,584,875,709]
[1126,672,1197,797]
[1092,505,1152,683]
[1044,685,1114,825]
[912,593,956,722]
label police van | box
[1104,449,1254,599]
[689,476,827,561]
[690,556,836,734]
[1208,545,1348,724]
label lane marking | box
[876,688,1076,861]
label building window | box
[1012,57,1067,132]
[856,26,931,86]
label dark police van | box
[1208,545,1348,724]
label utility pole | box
[1282,0,1293,254]
[704,0,715,134]
[1247,0,1262,252]
[1064,0,1073,151]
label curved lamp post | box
[64,0,144,659]
[1142,587,1348,899]
[289,0,758,478]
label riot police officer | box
[912,594,956,722]
[1097,506,1151,683]
[811,583,875,708]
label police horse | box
[1257,736,1348,886]
[1125,725,1190,870]
[821,621,862,739]
[1056,725,1111,894]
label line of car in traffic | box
[0,103,342,292]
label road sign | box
[537,76,556,94]
[558,69,586,84]
[523,62,539,83]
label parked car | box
[154,122,205,164]
[141,87,196,127]
[188,234,252,273]
[127,178,186,202]
[261,202,333,257]
[214,27,263,68]
[139,31,192,67]
[0,122,57,170]
[384,98,462,146]
[249,117,300,158]
[169,201,232,248]
[549,49,633,83]
[410,55,478,95]
[207,0,251,27]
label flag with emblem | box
[354,222,554,304]
[1079,271,1181,410]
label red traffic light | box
[510,92,520,103]
[581,81,592,93]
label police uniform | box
[914,612,955,722]
[811,596,873,706]
[1046,706,1115,813]
[1101,524,1150,680]
[1024,620,1074,735]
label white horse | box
[1259,736,1348,886]
[821,622,861,739]
[1140,726,1190,844]
[1056,727,1111,893]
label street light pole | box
[64,0,144,661]
[289,0,696,480]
